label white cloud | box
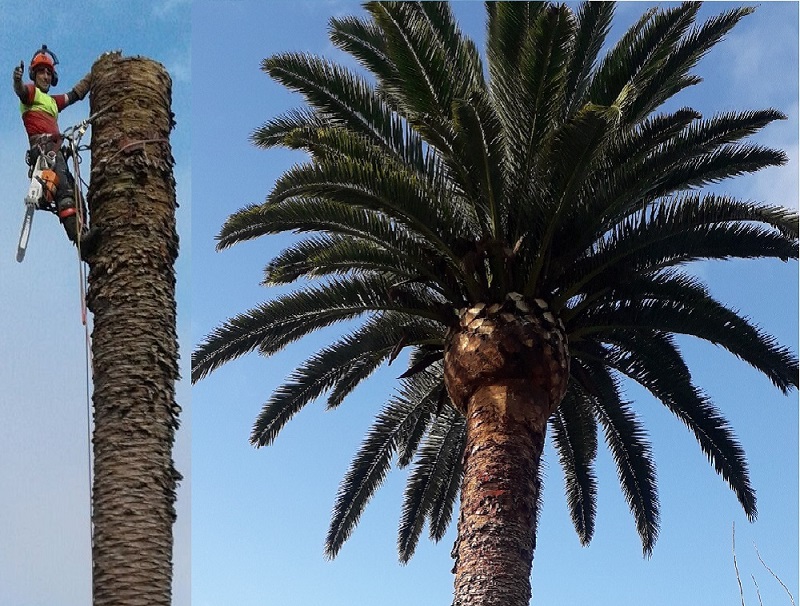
[153,0,192,20]
[166,47,192,85]
[721,6,798,109]
[745,101,799,210]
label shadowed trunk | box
[86,52,180,606]
[445,294,569,606]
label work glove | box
[71,72,92,101]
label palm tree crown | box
[193,0,797,565]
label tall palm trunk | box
[445,294,569,606]
[86,52,180,606]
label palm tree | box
[88,52,181,606]
[192,3,798,605]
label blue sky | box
[0,2,190,605]
[192,2,798,606]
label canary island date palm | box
[192,3,798,605]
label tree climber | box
[12,45,98,259]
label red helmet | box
[29,45,59,86]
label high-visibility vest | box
[20,85,58,119]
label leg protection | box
[57,199,99,260]
[52,149,89,246]
[52,150,77,210]
[58,200,80,244]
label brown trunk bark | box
[86,52,180,606]
[445,294,569,606]
[452,381,547,606]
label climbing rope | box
[63,118,96,569]
[65,132,89,325]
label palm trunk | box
[86,52,180,606]
[445,295,569,606]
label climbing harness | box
[16,106,109,264]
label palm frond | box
[268,159,475,267]
[325,386,436,558]
[250,313,442,447]
[394,367,445,466]
[563,1,615,117]
[488,2,574,219]
[217,197,456,265]
[625,6,755,121]
[364,2,464,151]
[572,275,799,393]
[605,330,756,518]
[263,53,403,151]
[655,143,787,194]
[451,93,505,242]
[555,194,798,307]
[486,2,546,77]
[426,424,464,544]
[262,234,455,301]
[576,132,787,246]
[192,275,438,383]
[398,405,465,562]
[249,107,326,150]
[573,358,660,555]
[329,14,397,90]
[587,3,687,108]
[551,388,598,545]
[524,101,620,293]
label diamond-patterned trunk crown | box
[443,292,570,417]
